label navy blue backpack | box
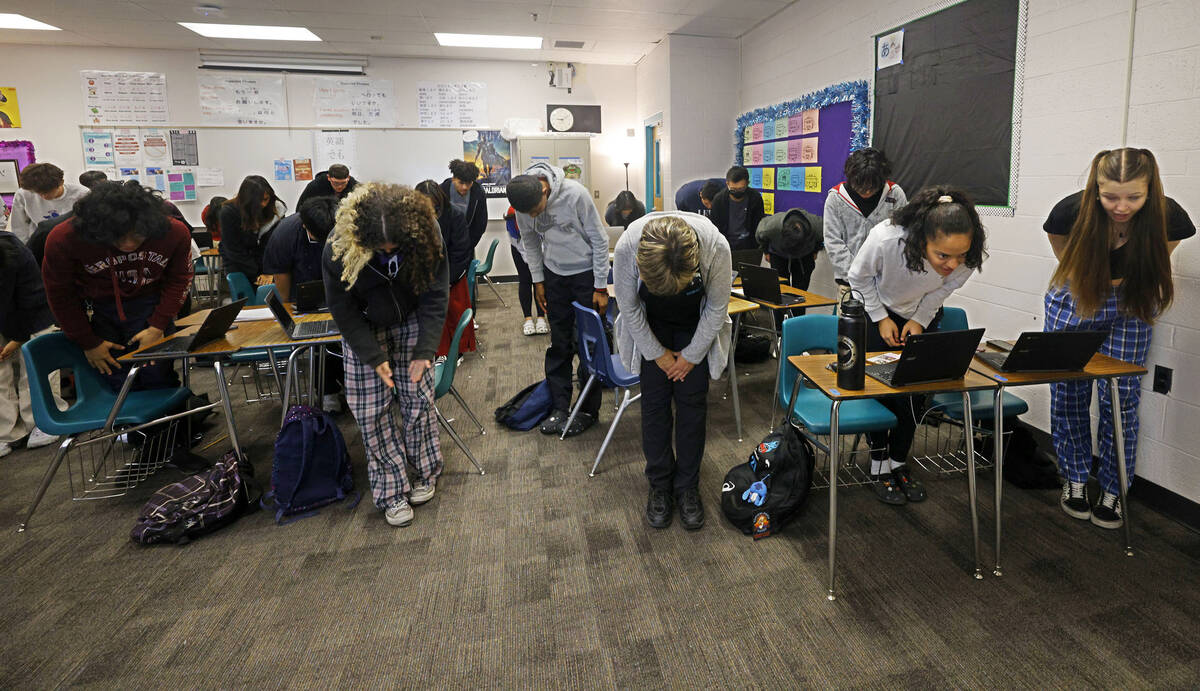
[262,405,359,524]
[494,379,554,431]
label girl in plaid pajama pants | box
[1044,148,1194,529]
[323,183,451,527]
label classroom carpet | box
[1,284,1198,689]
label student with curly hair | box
[323,183,449,527]
[848,186,987,505]
[440,159,487,251]
[41,181,194,391]
[1044,148,1194,529]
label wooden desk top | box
[127,305,339,361]
[789,353,997,401]
[734,285,838,310]
[968,345,1147,385]
[200,247,219,257]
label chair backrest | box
[227,272,256,304]
[939,306,969,331]
[21,332,114,431]
[778,314,838,395]
[255,283,277,306]
[477,238,500,275]
[434,308,473,399]
[571,301,619,385]
[466,259,479,308]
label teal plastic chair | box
[466,259,485,360]
[930,307,1028,420]
[433,308,485,475]
[474,238,508,307]
[230,283,291,400]
[19,332,192,530]
[226,272,258,305]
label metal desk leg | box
[265,347,285,405]
[211,360,244,461]
[769,310,782,432]
[993,386,1005,577]
[1109,377,1134,557]
[962,391,983,579]
[729,313,744,442]
[828,399,841,601]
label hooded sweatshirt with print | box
[514,162,609,289]
[822,181,906,282]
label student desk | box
[969,348,1147,574]
[783,353,998,600]
[194,247,222,307]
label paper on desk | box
[732,287,745,296]
[867,353,899,364]
[234,307,275,322]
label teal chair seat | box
[930,390,1029,421]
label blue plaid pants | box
[1044,286,1150,494]
[343,315,443,510]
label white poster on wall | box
[314,77,396,127]
[140,128,171,166]
[197,73,286,126]
[876,29,904,70]
[314,130,357,172]
[113,128,141,167]
[80,71,168,125]
[416,81,487,128]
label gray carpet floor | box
[1,283,1198,689]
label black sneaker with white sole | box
[1090,491,1123,529]
[1060,481,1091,520]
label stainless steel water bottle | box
[837,290,866,390]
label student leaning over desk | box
[824,148,907,297]
[1044,148,1195,530]
[323,183,449,528]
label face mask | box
[729,189,747,200]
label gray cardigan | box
[613,211,732,379]
[822,181,906,282]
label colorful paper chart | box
[751,122,764,141]
[762,167,775,190]
[749,168,763,188]
[168,171,197,201]
[774,144,787,164]
[751,145,763,165]
[777,167,791,191]
[801,108,819,134]
[774,118,787,139]
[762,142,774,165]
[762,192,774,216]
[743,146,752,165]
[788,115,803,136]
[787,139,802,164]
[744,125,754,142]
[804,167,822,192]
[801,137,818,163]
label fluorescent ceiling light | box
[199,52,366,74]
[0,13,61,30]
[435,33,541,49]
[179,23,321,41]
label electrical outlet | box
[1153,365,1172,394]
[594,189,599,199]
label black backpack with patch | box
[721,424,815,538]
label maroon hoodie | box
[42,217,194,350]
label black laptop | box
[730,249,763,273]
[738,263,805,306]
[294,280,327,313]
[976,330,1107,372]
[865,328,985,386]
[265,288,340,339]
[127,298,247,360]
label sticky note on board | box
[762,167,775,190]
[805,167,822,192]
[788,115,803,136]
[744,125,754,142]
[777,167,791,190]
[774,144,787,164]
[751,145,763,165]
[762,142,775,164]
[801,137,818,164]
[774,118,787,139]
[752,122,764,141]
[743,146,753,165]
[749,168,763,188]
[801,108,819,134]
[763,192,774,215]
[788,139,802,164]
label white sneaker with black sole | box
[410,480,436,505]
[26,428,60,449]
[1060,481,1091,520]
[385,500,414,527]
[1091,491,1123,529]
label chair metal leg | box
[436,407,485,475]
[590,390,640,476]
[18,436,77,532]
[449,385,486,435]
[560,374,597,440]
[483,275,508,307]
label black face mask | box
[729,190,747,201]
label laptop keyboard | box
[864,361,899,386]
[977,351,1009,370]
[135,336,192,356]
[293,320,338,338]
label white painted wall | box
[0,43,640,277]
[668,35,741,202]
[740,0,1200,501]
[636,38,671,208]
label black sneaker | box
[678,487,705,531]
[562,411,596,438]
[871,474,907,505]
[645,488,673,529]
[891,465,926,503]
[1060,481,1091,520]
[539,409,569,435]
[1090,491,1123,529]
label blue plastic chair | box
[19,332,192,531]
[474,238,508,307]
[226,272,259,305]
[562,301,640,476]
[929,307,1028,421]
[432,308,484,475]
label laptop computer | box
[265,288,340,339]
[865,328,985,387]
[730,249,763,274]
[126,298,247,360]
[975,330,1107,372]
[293,280,327,313]
[738,263,805,306]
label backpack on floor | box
[261,405,358,524]
[735,332,772,364]
[131,450,253,545]
[494,379,554,431]
[721,423,815,539]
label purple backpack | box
[131,451,252,545]
[261,405,358,524]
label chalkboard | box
[872,0,1025,211]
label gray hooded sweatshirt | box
[822,181,906,282]
[515,162,608,289]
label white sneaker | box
[535,317,549,334]
[26,428,60,449]
[0,442,12,458]
[522,319,536,336]
[385,500,414,527]
[410,480,436,505]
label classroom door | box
[649,125,663,210]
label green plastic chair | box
[474,238,508,307]
[433,308,485,475]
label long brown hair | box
[1050,148,1171,323]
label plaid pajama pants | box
[343,314,443,510]
[1044,286,1151,494]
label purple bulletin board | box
[0,140,36,214]
[734,81,870,218]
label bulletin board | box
[735,81,870,218]
[0,140,34,214]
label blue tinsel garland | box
[732,80,870,166]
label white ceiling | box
[0,0,794,65]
